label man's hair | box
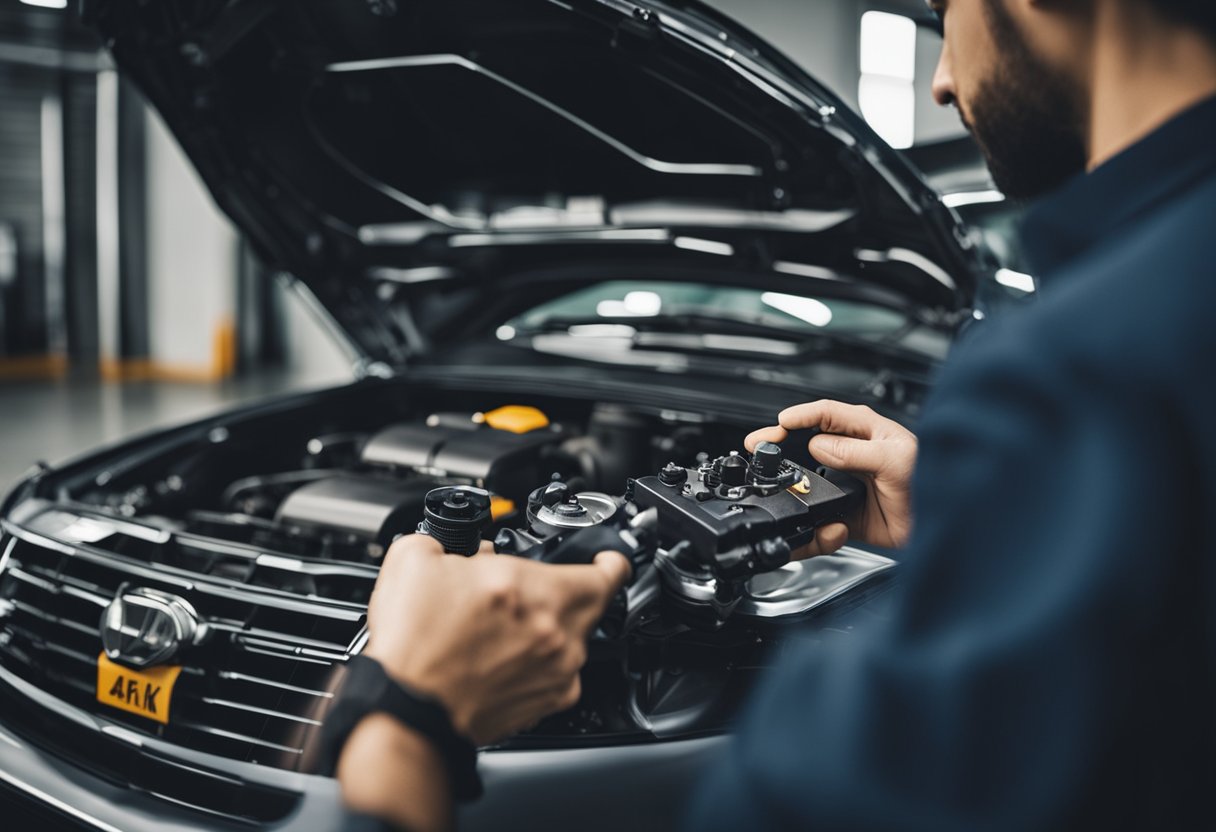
[1142,1,1216,40]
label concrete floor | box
[0,370,352,487]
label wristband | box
[319,655,483,802]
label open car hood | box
[84,0,987,368]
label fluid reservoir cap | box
[484,405,550,434]
[421,486,492,556]
[554,497,589,518]
[538,480,571,508]
[752,441,783,481]
[659,462,687,486]
[718,452,749,486]
[536,492,618,528]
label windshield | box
[503,280,948,358]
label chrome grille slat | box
[23,562,110,595]
[199,697,323,726]
[6,565,65,594]
[8,564,111,606]
[8,598,100,637]
[62,584,111,606]
[4,522,370,618]
[217,670,333,698]
[205,621,351,654]
[43,641,96,664]
[237,643,334,666]
[2,622,96,664]
[173,720,305,755]
[233,634,348,662]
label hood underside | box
[85,0,985,365]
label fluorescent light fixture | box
[859,11,917,150]
[859,76,916,149]
[942,190,1006,208]
[21,0,68,7]
[860,12,917,81]
[673,237,735,257]
[995,268,1036,293]
[761,292,834,327]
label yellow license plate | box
[96,652,182,724]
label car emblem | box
[100,587,203,668]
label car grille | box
[0,517,373,819]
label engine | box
[176,405,594,563]
[67,396,896,745]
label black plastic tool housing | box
[630,443,862,580]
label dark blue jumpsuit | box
[687,97,1216,830]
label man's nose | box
[931,46,956,108]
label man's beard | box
[964,0,1089,201]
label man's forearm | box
[337,713,454,832]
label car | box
[0,0,1000,829]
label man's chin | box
[984,148,1086,202]
[963,115,1087,202]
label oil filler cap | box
[482,405,550,434]
[419,486,492,555]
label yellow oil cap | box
[483,405,550,434]
[490,496,517,520]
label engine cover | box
[274,476,431,548]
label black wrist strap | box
[319,655,483,802]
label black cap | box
[420,486,492,555]
[718,452,749,486]
[751,441,783,481]
[659,462,688,486]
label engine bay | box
[37,383,896,746]
[78,399,734,565]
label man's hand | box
[746,400,916,557]
[339,535,630,831]
[361,534,631,746]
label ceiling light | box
[20,0,69,9]
[860,12,917,81]
[859,11,917,149]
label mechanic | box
[325,0,1216,829]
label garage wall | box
[0,62,51,358]
[143,105,239,378]
[276,279,355,384]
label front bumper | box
[0,677,725,832]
